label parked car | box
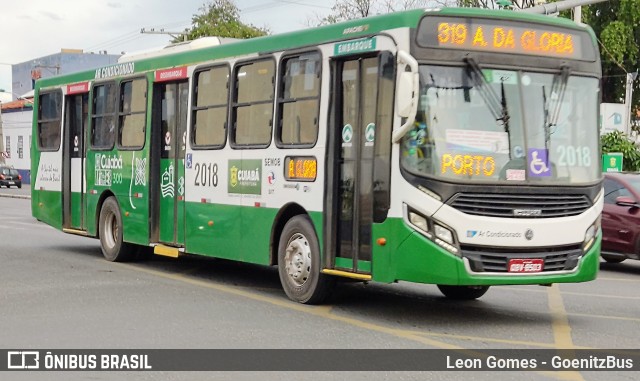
[0,166,22,188]
[601,172,640,263]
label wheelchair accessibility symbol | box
[528,148,551,177]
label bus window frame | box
[90,80,118,151]
[190,63,231,151]
[275,49,322,149]
[116,75,148,151]
[36,88,63,152]
[230,56,276,150]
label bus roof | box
[36,7,596,89]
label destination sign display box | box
[417,16,596,61]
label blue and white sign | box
[528,148,551,177]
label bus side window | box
[277,52,321,147]
[192,65,229,149]
[37,90,63,151]
[91,82,117,149]
[232,59,275,147]
[118,78,147,149]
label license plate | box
[508,259,544,273]
[7,181,13,184]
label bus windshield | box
[401,65,600,185]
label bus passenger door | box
[327,54,394,275]
[153,80,188,246]
[62,92,88,230]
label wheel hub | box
[284,233,311,287]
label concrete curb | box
[0,193,31,200]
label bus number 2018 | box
[557,146,591,167]
[194,163,218,187]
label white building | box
[0,98,33,182]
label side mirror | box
[396,71,415,118]
[615,196,638,208]
[392,51,419,143]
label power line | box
[242,0,331,14]
[85,19,191,52]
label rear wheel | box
[601,254,625,263]
[278,215,334,304]
[437,285,490,300]
[98,197,136,262]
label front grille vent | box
[460,244,583,273]
[449,193,591,218]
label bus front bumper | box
[389,231,600,286]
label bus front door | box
[154,81,188,246]
[62,93,88,230]
[329,56,383,275]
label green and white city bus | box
[32,7,603,303]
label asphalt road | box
[1,194,639,381]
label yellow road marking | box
[569,313,640,323]
[499,286,640,300]
[106,261,585,380]
[547,284,584,381]
[596,277,640,283]
[113,262,461,348]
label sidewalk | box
[0,185,31,199]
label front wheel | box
[98,197,136,262]
[277,215,334,304]
[437,285,490,300]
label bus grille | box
[448,193,591,218]
[460,244,583,273]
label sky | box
[0,0,333,99]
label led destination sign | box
[285,156,317,182]
[418,16,595,60]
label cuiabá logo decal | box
[228,159,262,195]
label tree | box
[581,0,640,109]
[601,131,640,172]
[310,0,541,27]
[178,0,269,42]
[454,0,537,8]
[309,0,445,26]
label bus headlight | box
[434,224,454,244]
[406,205,459,255]
[409,210,430,236]
[583,216,601,252]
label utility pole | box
[625,71,638,136]
[0,103,4,164]
[141,28,189,42]
[574,5,582,24]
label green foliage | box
[582,0,640,106]
[601,131,640,172]
[179,0,269,42]
[312,0,444,26]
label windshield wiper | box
[464,57,510,134]
[543,65,571,147]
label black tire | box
[601,254,625,263]
[98,197,136,262]
[17,184,21,189]
[437,285,490,300]
[277,215,334,304]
